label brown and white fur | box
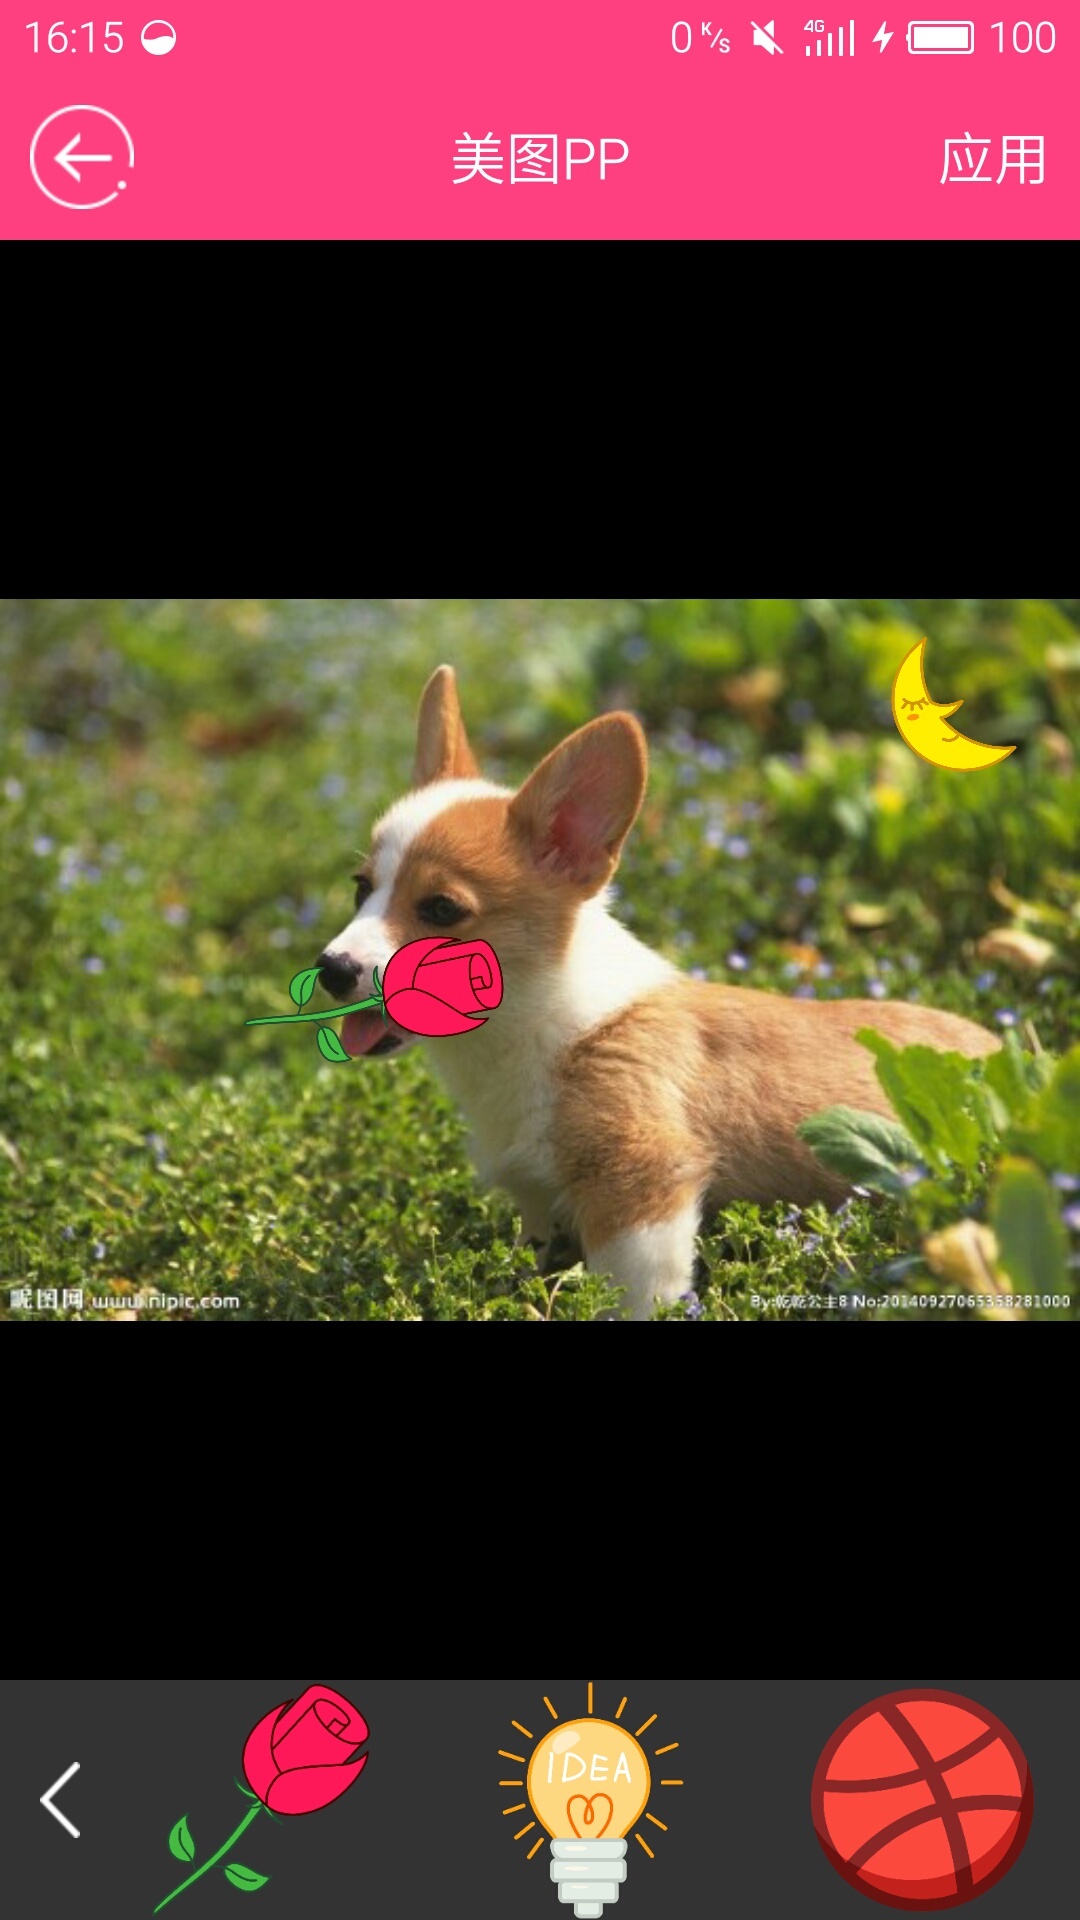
[319,666,998,1319]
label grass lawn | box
[1,597,1077,1321]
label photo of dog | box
[317,666,1000,1319]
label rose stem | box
[245,995,383,1026]
[152,1801,264,1913]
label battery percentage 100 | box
[990,19,1056,48]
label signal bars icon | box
[805,18,856,52]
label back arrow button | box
[41,1761,80,1838]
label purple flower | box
[740,800,763,821]
[788,698,815,724]
[298,899,321,928]
[867,978,887,999]
[319,773,348,800]
[82,956,105,974]
[994,1008,1019,1027]
[100,914,124,935]
[145,1131,168,1163]
[782,961,802,980]
[33,834,55,856]
[1063,1204,1080,1233]
[60,853,101,889]
[269,927,293,948]
[794,873,819,897]
[677,762,698,786]
[696,743,729,772]
[681,1290,704,1319]
[792,983,817,999]
[705,822,728,850]
[3,777,25,802]
[689,966,708,980]
[899,1165,927,1189]
[663,858,683,877]
[92,1242,106,1260]
[682,797,705,817]
[61,1225,76,1240]
[974,970,997,991]
[1038,978,1055,995]
[1051,1172,1080,1193]
[162,904,189,928]
[727,951,750,971]
[622,635,650,664]
[814,961,834,979]
[725,836,751,860]
[803,1233,822,1252]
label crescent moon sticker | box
[891,639,1017,771]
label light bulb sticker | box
[500,1682,683,1917]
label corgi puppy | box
[318,666,998,1319]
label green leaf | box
[983,1031,1054,1130]
[991,1156,1068,1296]
[224,1865,269,1892]
[289,966,322,1010]
[796,1105,922,1197]
[169,1816,195,1863]
[234,1777,259,1801]
[1006,1043,1080,1172]
[316,1025,349,1062]
[856,1030,985,1174]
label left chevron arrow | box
[40,1761,80,1838]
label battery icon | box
[906,19,975,51]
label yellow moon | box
[891,639,1016,771]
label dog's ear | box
[509,713,648,892]
[413,666,480,786]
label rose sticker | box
[245,936,504,1061]
[153,1685,369,1912]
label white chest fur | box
[422,900,675,1202]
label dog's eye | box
[418,894,468,927]
[353,874,373,911]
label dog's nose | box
[317,951,361,1000]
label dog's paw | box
[516,1219,583,1277]
[542,1226,584,1275]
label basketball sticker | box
[811,1689,1033,1910]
